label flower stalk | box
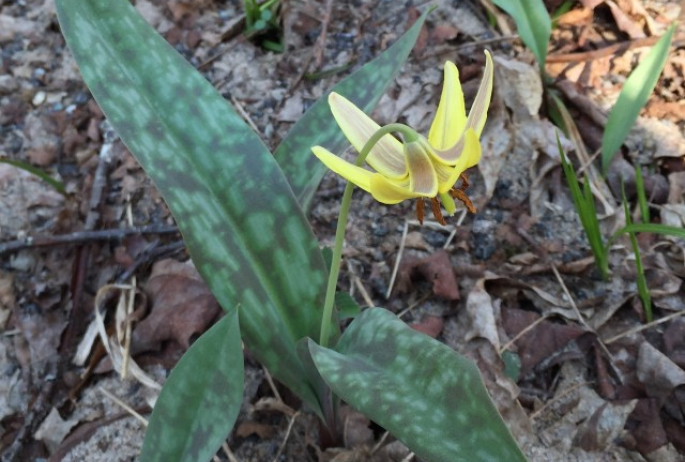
[319,123,417,347]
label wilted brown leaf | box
[395,250,459,300]
[409,316,444,339]
[637,342,685,401]
[131,259,221,354]
[502,307,585,376]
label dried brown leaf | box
[395,250,459,300]
[502,307,585,376]
[637,342,685,401]
[131,259,221,354]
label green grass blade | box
[610,223,685,243]
[140,310,243,462]
[273,9,431,209]
[601,23,676,173]
[309,308,527,462]
[56,0,331,412]
[634,166,650,223]
[491,0,551,68]
[621,183,652,321]
[0,158,66,195]
[558,137,608,278]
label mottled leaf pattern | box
[309,308,527,462]
[140,311,243,462]
[55,0,333,411]
[274,10,431,209]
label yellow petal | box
[435,129,481,194]
[405,138,438,197]
[428,61,466,150]
[369,174,416,204]
[328,93,407,179]
[464,50,494,137]
[311,146,373,192]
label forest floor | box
[1,0,685,461]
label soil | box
[1,0,685,461]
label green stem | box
[319,123,416,347]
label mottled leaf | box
[274,9,431,209]
[491,0,551,68]
[601,23,676,173]
[309,308,527,462]
[55,0,332,412]
[140,310,243,462]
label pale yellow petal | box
[435,129,481,194]
[428,61,466,150]
[369,174,416,204]
[328,93,407,179]
[405,139,438,197]
[311,146,373,192]
[464,50,494,137]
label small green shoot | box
[243,0,283,51]
[551,0,574,26]
[621,181,652,322]
[558,137,609,280]
[601,23,676,174]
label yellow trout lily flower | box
[311,51,494,224]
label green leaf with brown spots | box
[309,308,527,462]
[140,310,243,462]
[274,9,431,209]
[55,0,333,416]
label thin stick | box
[386,221,409,299]
[0,225,180,256]
[400,452,415,462]
[231,95,261,135]
[529,381,593,420]
[551,264,623,383]
[347,261,374,307]
[98,387,148,427]
[397,292,432,319]
[271,411,300,462]
[604,310,685,345]
[443,209,467,248]
[547,34,685,63]
[263,367,284,403]
[369,431,390,456]
[499,314,550,354]
[222,442,242,462]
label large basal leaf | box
[601,23,676,173]
[273,9,431,209]
[309,308,527,462]
[55,0,333,412]
[140,310,243,462]
[491,0,551,69]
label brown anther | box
[459,173,470,191]
[415,198,425,225]
[450,187,477,214]
[430,197,447,226]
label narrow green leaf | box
[274,9,431,209]
[140,311,243,462]
[611,223,685,242]
[56,0,333,411]
[621,185,652,322]
[558,137,608,279]
[0,158,66,195]
[634,166,650,223]
[309,308,527,462]
[491,0,551,68]
[601,24,676,173]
